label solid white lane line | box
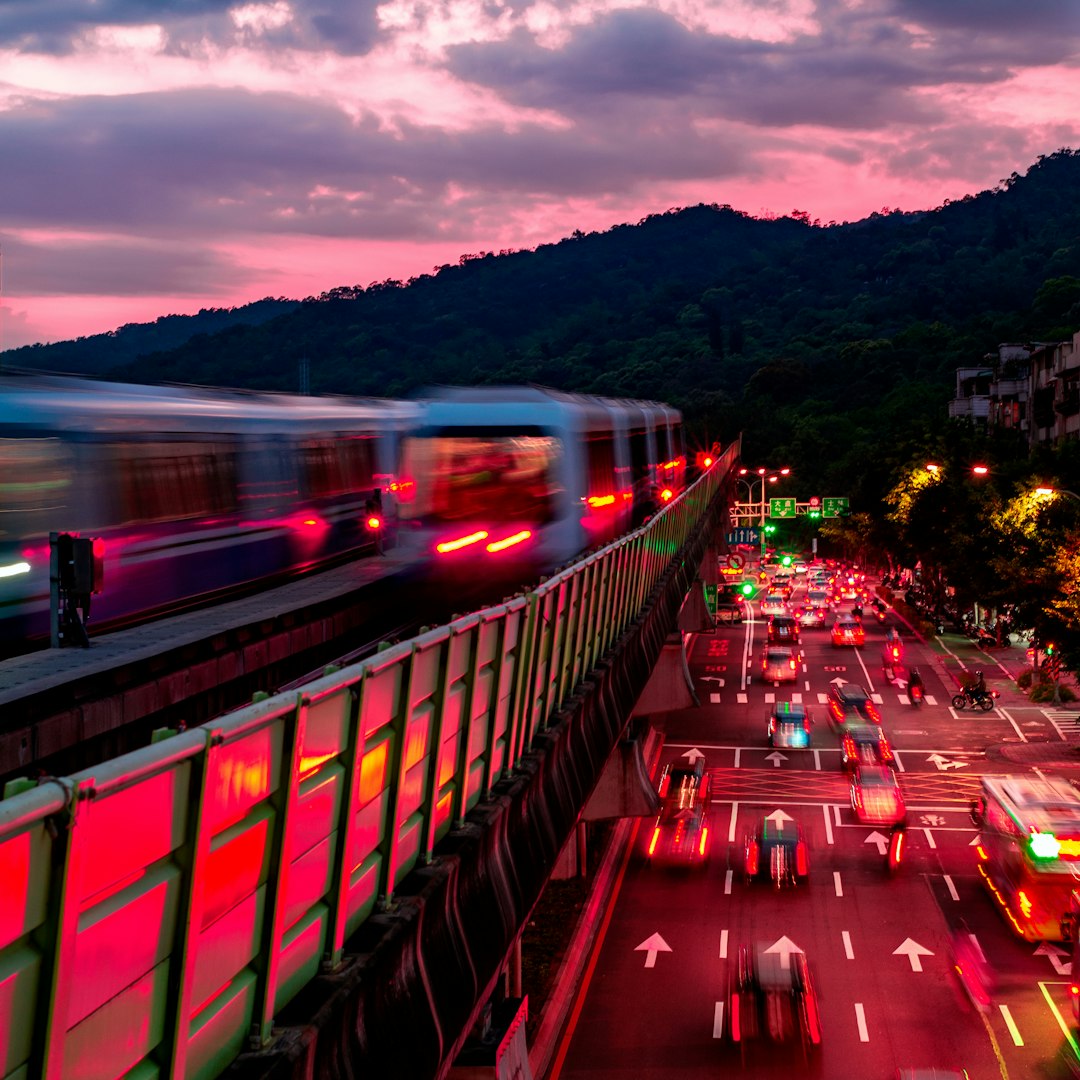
[999,1004,1024,1046]
[842,930,854,959]
[893,749,906,773]
[943,874,960,901]
[834,871,843,897]
[719,929,728,959]
[724,869,733,895]
[713,1001,725,1039]
[728,802,739,843]
[823,803,835,845]
[854,1003,869,1042]
[1000,707,1028,743]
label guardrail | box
[0,443,738,1080]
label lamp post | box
[738,466,790,563]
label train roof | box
[0,373,419,433]
[413,384,682,428]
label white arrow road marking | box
[700,676,725,684]
[683,747,706,764]
[893,938,934,972]
[864,831,889,855]
[1034,941,1073,976]
[830,677,847,686]
[635,933,672,968]
[928,753,969,771]
[765,808,795,827]
[763,935,804,970]
[970,833,983,846]
[764,751,787,768]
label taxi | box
[726,943,822,1054]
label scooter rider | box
[907,668,924,695]
[974,670,986,695]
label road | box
[546,575,1080,1080]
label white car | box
[760,593,788,617]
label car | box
[760,593,788,616]
[726,942,822,1053]
[762,645,800,683]
[772,572,795,596]
[767,615,799,644]
[793,605,827,628]
[768,701,813,747]
[826,682,881,729]
[850,764,907,825]
[744,813,810,885]
[646,758,710,864]
[793,561,808,575]
[831,617,865,647]
[840,723,895,770]
[806,588,832,613]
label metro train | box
[0,374,418,653]
[396,385,686,580]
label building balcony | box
[948,397,990,420]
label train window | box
[628,427,650,489]
[0,438,71,538]
[398,432,562,523]
[114,440,238,524]
[299,436,375,498]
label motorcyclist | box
[907,668,924,696]
[974,670,986,695]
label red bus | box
[972,774,1080,942]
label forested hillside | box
[10,150,1080,502]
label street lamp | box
[737,465,790,561]
[1036,487,1080,501]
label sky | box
[2,0,1079,350]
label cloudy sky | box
[2,0,1079,349]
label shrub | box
[1016,669,1034,690]
[1028,682,1077,703]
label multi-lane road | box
[546,576,1080,1079]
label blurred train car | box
[396,386,685,583]
[0,374,418,654]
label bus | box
[972,774,1080,942]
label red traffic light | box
[365,515,382,531]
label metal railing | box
[0,442,738,1080]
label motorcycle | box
[951,687,997,712]
[908,682,924,706]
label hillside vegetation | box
[9,149,1080,504]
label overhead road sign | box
[726,528,760,545]
[769,498,796,519]
[823,497,849,518]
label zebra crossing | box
[703,684,938,707]
[1041,707,1080,739]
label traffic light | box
[740,581,756,598]
[781,555,792,567]
[765,524,777,535]
[1046,642,1056,656]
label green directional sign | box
[769,497,796,519]
[822,497,849,518]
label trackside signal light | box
[586,494,616,509]
[660,487,674,502]
[703,456,713,468]
[365,515,382,531]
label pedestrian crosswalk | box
[1042,707,1080,737]
[711,688,938,707]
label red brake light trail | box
[436,530,489,554]
[648,828,661,856]
[586,494,616,508]
[486,530,532,553]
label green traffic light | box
[741,582,754,597]
[781,555,792,567]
